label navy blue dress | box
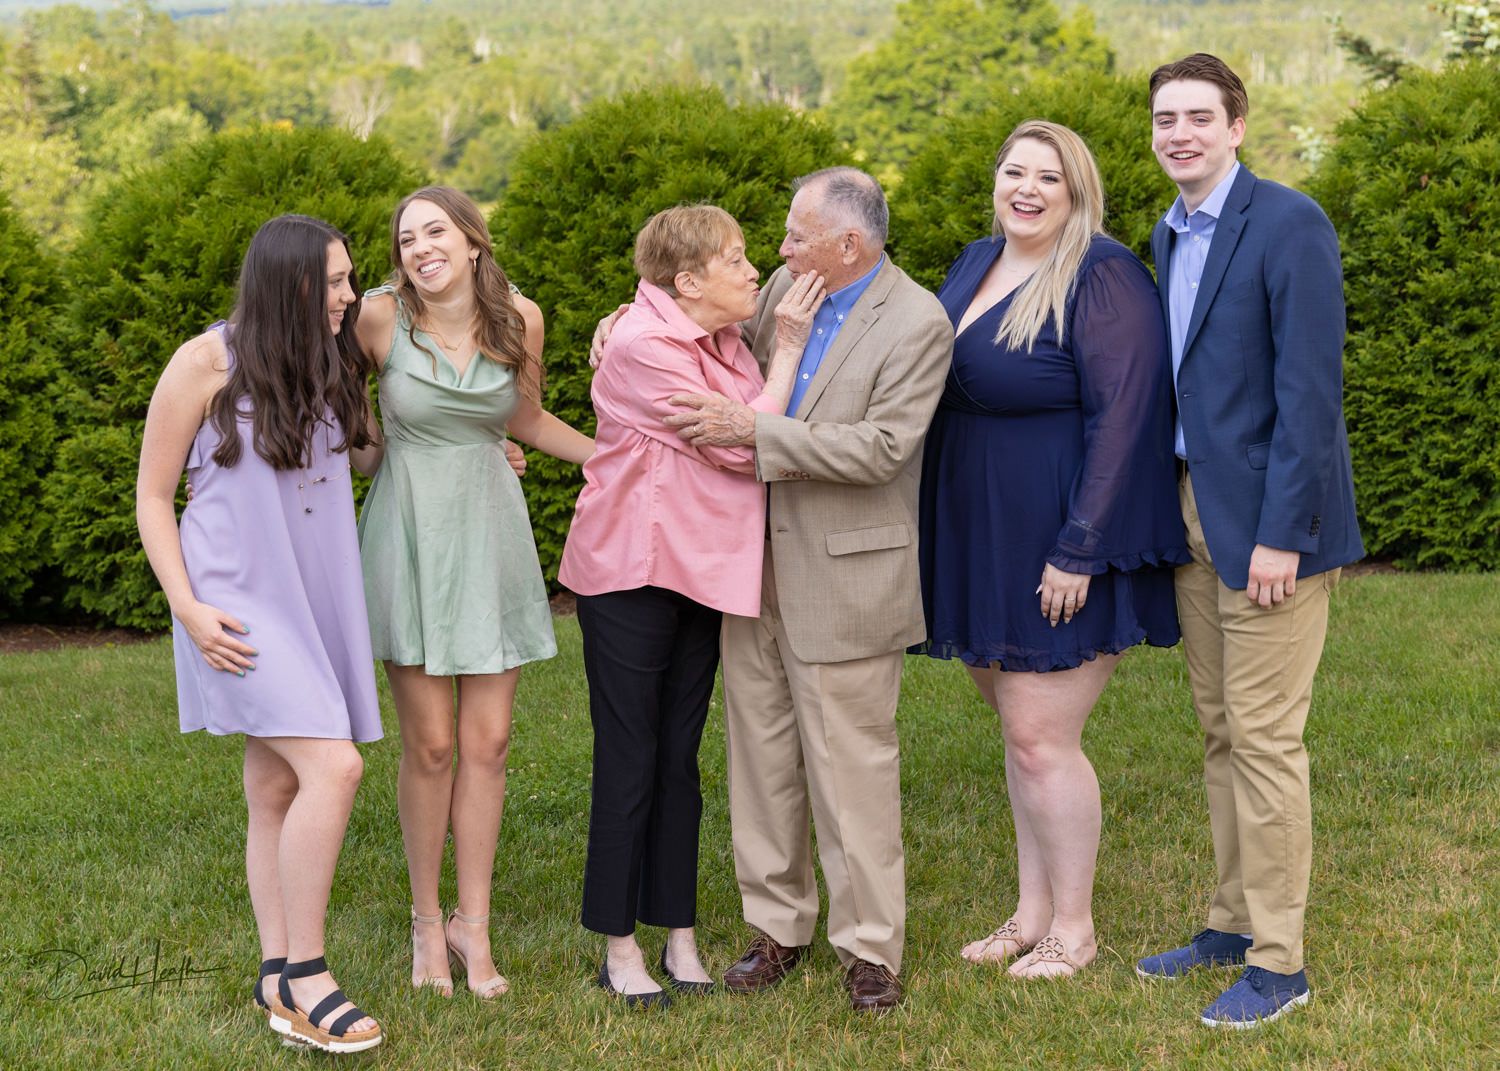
[917,235,1189,671]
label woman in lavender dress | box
[137,215,385,1054]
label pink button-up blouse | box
[558,281,781,617]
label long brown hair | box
[210,214,376,469]
[387,185,541,402]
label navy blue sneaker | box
[1136,928,1252,979]
[1200,966,1310,1028]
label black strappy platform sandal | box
[254,957,305,1045]
[252,957,287,1015]
[273,956,383,1054]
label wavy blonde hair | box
[387,185,541,402]
[991,120,1106,353]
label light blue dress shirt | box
[1165,161,1240,458]
[785,258,883,416]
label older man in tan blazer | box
[667,167,953,1012]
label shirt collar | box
[1164,160,1241,233]
[635,278,710,341]
[824,256,884,317]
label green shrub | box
[490,84,850,587]
[888,70,1179,292]
[0,193,60,618]
[48,126,427,628]
[1306,59,1500,569]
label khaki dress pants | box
[721,544,906,973]
[1176,473,1339,974]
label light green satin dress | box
[357,286,556,675]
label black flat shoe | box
[660,946,715,995]
[596,959,672,1009]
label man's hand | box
[589,304,630,369]
[663,392,756,447]
[1246,544,1300,607]
[503,439,527,477]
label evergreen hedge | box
[48,126,427,628]
[490,85,851,588]
[888,70,1179,291]
[1307,59,1500,569]
[0,194,60,618]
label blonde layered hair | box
[991,120,1106,353]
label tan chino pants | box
[1176,473,1338,974]
[721,544,906,973]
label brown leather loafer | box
[845,958,902,1013]
[722,931,805,992]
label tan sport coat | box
[743,256,953,665]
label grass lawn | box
[2,574,1496,1070]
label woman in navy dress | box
[917,121,1188,978]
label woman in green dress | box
[355,186,593,999]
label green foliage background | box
[45,126,427,628]
[1307,58,1500,570]
[832,0,1115,176]
[889,70,1179,291]
[0,192,58,618]
[490,85,851,586]
[1,0,1497,625]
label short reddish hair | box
[1149,53,1249,124]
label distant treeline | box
[0,0,1447,248]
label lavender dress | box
[172,324,382,741]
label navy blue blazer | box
[1151,165,1363,588]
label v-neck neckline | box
[415,325,479,382]
[952,240,1030,342]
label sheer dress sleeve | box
[1047,251,1189,574]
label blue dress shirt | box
[785,258,883,416]
[1165,161,1240,458]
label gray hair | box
[792,166,888,247]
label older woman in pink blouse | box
[559,205,823,1008]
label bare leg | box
[257,736,376,1033]
[445,670,518,995]
[994,654,1120,978]
[386,662,458,991]
[243,738,298,1004]
[959,664,1051,962]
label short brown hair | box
[633,205,743,294]
[1149,53,1249,124]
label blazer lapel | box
[793,257,892,419]
[1180,167,1256,362]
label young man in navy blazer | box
[1135,53,1364,1028]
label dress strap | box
[365,284,415,329]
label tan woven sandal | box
[412,908,454,996]
[1009,934,1092,979]
[446,910,510,999]
[962,918,1036,964]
